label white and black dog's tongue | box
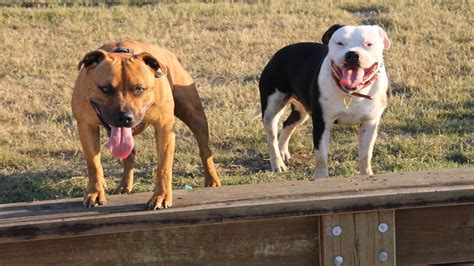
[108,126,134,159]
[340,67,364,88]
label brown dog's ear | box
[135,52,167,78]
[78,50,107,70]
[322,24,345,45]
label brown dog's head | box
[78,50,166,159]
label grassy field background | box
[0,1,472,204]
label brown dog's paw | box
[146,192,172,210]
[205,178,221,187]
[113,185,133,195]
[83,191,107,208]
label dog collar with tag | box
[331,67,379,109]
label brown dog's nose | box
[115,111,134,127]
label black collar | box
[112,47,134,54]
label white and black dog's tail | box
[251,106,262,121]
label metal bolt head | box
[378,222,389,233]
[378,251,389,262]
[334,255,344,266]
[331,225,343,236]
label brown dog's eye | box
[134,87,145,95]
[98,85,114,96]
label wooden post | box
[320,210,395,266]
[396,204,474,265]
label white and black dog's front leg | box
[359,119,380,175]
[311,105,332,180]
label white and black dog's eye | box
[336,41,344,46]
[366,43,373,47]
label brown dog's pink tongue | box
[340,68,364,88]
[108,126,134,159]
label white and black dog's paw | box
[270,158,288,173]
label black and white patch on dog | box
[259,24,391,179]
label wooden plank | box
[320,210,395,266]
[0,216,319,266]
[0,168,472,243]
[396,204,474,265]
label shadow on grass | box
[217,153,271,176]
[389,112,473,136]
[0,167,158,205]
[390,82,416,99]
[360,17,394,31]
[1,0,170,8]
[387,82,473,135]
[340,3,394,31]
[446,152,471,164]
[18,148,79,161]
[438,100,474,121]
[342,4,390,15]
[0,170,82,204]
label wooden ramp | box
[1,168,473,265]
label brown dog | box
[72,40,220,210]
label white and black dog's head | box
[322,24,391,92]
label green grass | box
[0,1,472,204]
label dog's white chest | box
[319,76,387,125]
[328,98,375,124]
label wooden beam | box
[0,168,473,243]
[320,210,395,266]
[396,204,474,265]
[0,216,319,265]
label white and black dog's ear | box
[322,24,345,45]
[376,26,391,50]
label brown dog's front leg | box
[147,121,175,210]
[77,123,107,207]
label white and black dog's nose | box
[344,51,360,68]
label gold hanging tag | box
[343,95,353,109]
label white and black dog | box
[259,24,391,179]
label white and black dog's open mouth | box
[331,60,379,91]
